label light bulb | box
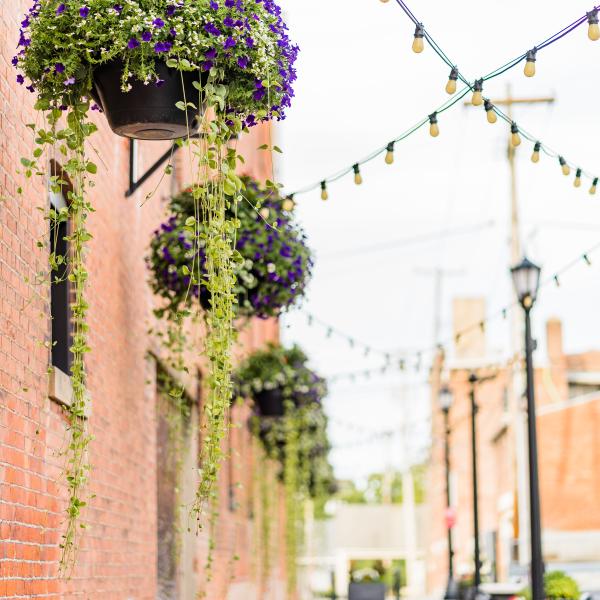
[429,113,439,137]
[412,23,424,53]
[446,66,458,94]
[283,196,295,211]
[484,100,497,124]
[574,168,582,188]
[531,141,541,163]
[588,9,600,41]
[260,207,270,219]
[353,164,363,185]
[385,142,394,165]
[590,178,598,195]
[471,79,483,106]
[320,181,328,201]
[559,157,570,177]
[524,48,537,77]
[510,123,521,147]
[379,0,390,3]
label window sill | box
[48,367,92,418]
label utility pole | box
[491,85,554,574]
[415,267,463,346]
[466,84,554,573]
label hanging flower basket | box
[92,59,208,140]
[147,177,313,320]
[234,344,327,416]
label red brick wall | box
[0,2,285,597]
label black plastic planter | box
[92,59,208,140]
[253,388,285,417]
[348,583,386,600]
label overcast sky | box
[276,0,600,481]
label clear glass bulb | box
[589,23,600,41]
[321,189,328,201]
[562,164,571,177]
[486,110,497,124]
[445,78,457,95]
[590,184,597,195]
[472,91,483,106]
[524,60,536,77]
[531,150,540,163]
[283,199,295,211]
[574,175,582,188]
[430,122,439,137]
[412,37,424,53]
[380,0,390,3]
[511,132,521,147]
[354,172,363,185]
[385,150,394,165]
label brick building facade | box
[426,300,600,595]
[1,3,287,598]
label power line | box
[321,221,495,260]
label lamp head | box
[439,385,453,412]
[511,256,542,309]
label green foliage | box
[27,100,97,572]
[337,466,426,505]
[521,571,581,600]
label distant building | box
[300,502,428,599]
[426,299,600,595]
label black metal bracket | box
[125,139,180,198]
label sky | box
[275,0,600,481]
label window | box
[49,164,72,374]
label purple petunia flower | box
[56,3,65,14]
[21,17,30,28]
[245,36,255,48]
[169,27,177,36]
[153,17,164,28]
[209,0,218,8]
[225,0,235,6]
[55,62,65,73]
[79,6,89,18]
[205,48,217,59]
[128,37,140,49]
[201,60,213,72]
[113,4,123,13]
[11,56,18,67]
[166,4,177,15]
[237,56,248,69]
[64,76,76,86]
[204,23,221,36]
[223,16,235,27]
[16,74,24,85]
[155,78,165,87]
[223,36,236,49]
[142,30,152,42]
[154,41,172,53]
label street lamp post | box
[468,373,482,598]
[439,386,459,600]
[511,257,544,600]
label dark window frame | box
[49,161,73,375]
